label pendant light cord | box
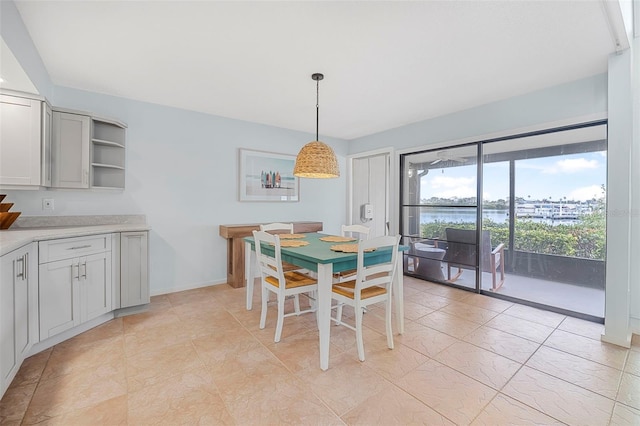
[316,78,320,141]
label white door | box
[350,152,391,237]
[39,258,80,339]
[81,252,112,322]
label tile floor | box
[1,276,639,425]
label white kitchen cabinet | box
[0,92,50,187]
[0,243,37,397]
[91,118,126,189]
[38,235,112,340]
[51,111,91,188]
[120,231,149,308]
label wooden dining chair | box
[334,224,371,283]
[253,230,318,343]
[331,234,400,361]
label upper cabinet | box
[52,111,91,188]
[0,91,51,187]
[91,118,126,189]
[51,108,126,190]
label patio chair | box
[443,228,505,291]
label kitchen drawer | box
[39,234,112,264]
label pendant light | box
[293,73,340,179]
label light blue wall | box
[5,88,348,294]
[348,74,607,154]
[2,2,348,294]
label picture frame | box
[239,148,300,202]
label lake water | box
[419,209,580,226]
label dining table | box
[244,232,407,371]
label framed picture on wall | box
[239,149,300,202]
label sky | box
[420,151,607,202]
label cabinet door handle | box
[16,257,25,279]
[72,263,80,280]
[24,253,28,281]
[81,261,87,279]
[67,245,92,250]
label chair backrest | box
[353,235,400,298]
[341,224,370,241]
[252,230,285,288]
[442,228,492,271]
[260,222,294,234]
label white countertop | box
[0,224,151,256]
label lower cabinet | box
[38,252,112,339]
[38,235,112,340]
[0,243,38,397]
[121,231,149,308]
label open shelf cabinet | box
[91,118,126,189]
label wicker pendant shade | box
[293,141,340,178]
[294,73,340,179]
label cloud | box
[568,185,605,201]
[429,175,476,198]
[542,158,599,174]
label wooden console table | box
[219,221,323,288]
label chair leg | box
[385,297,394,350]
[259,285,268,329]
[246,277,254,310]
[274,294,285,343]
[335,303,344,325]
[355,305,365,361]
[294,294,301,314]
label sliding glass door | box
[400,122,607,320]
[401,144,479,290]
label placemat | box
[330,244,375,253]
[277,233,306,239]
[271,240,310,247]
[319,235,356,243]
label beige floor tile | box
[354,339,429,382]
[632,334,640,352]
[166,286,218,307]
[617,372,640,410]
[23,362,127,424]
[625,350,640,377]
[434,341,522,390]
[558,316,605,340]
[296,352,388,417]
[544,329,628,369]
[502,366,614,425]
[611,402,640,425]
[266,329,343,373]
[41,335,125,381]
[485,313,555,343]
[123,319,192,356]
[463,325,540,363]
[408,291,453,310]
[526,346,622,399]
[440,301,500,324]
[125,340,206,393]
[471,393,563,425]
[395,321,459,357]
[416,310,482,339]
[461,293,514,313]
[122,309,183,335]
[9,348,52,388]
[128,369,234,425]
[37,395,127,426]
[422,284,473,301]
[0,382,37,425]
[502,304,566,328]
[342,384,455,425]
[402,300,435,320]
[396,359,496,425]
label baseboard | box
[149,279,227,297]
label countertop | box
[0,224,151,256]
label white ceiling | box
[11,1,617,140]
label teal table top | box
[244,232,408,273]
